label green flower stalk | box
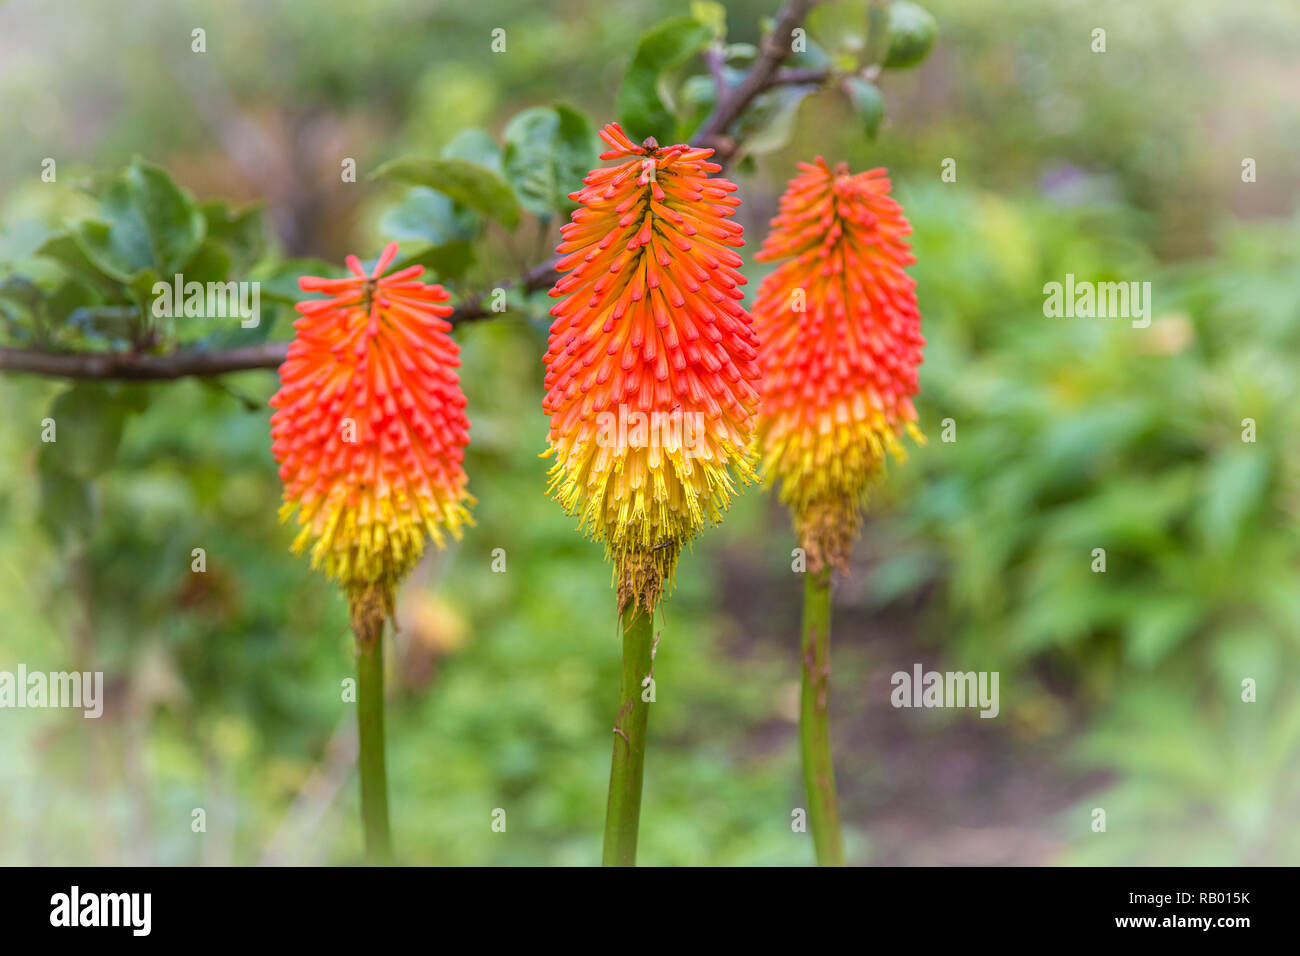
[602,608,656,866]
[800,569,844,865]
[542,123,763,865]
[751,160,926,865]
[270,244,475,863]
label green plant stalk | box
[602,606,655,866]
[801,569,845,865]
[356,631,393,864]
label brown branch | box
[0,343,291,381]
[693,0,820,163]
[705,43,729,102]
[0,261,560,381]
[1,0,823,383]
[769,66,832,87]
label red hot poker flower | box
[543,122,762,612]
[752,159,924,572]
[269,242,473,639]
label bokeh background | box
[2,0,1299,865]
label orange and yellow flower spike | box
[543,122,762,614]
[270,241,474,640]
[752,158,925,573]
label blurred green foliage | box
[877,189,1300,863]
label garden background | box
[1,0,1298,865]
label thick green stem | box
[602,606,656,866]
[800,569,845,866]
[356,633,393,865]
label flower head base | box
[543,123,762,612]
[752,159,924,573]
[270,242,473,640]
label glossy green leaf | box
[33,234,124,294]
[731,86,811,155]
[502,104,599,220]
[844,76,885,139]
[256,257,342,305]
[199,201,267,275]
[616,17,714,143]
[442,128,504,173]
[177,240,234,287]
[74,159,206,281]
[370,157,521,230]
[379,186,480,246]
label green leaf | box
[255,257,342,305]
[73,219,143,283]
[191,319,276,350]
[732,86,811,156]
[0,217,57,264]
[125,268,162,319]
[370,158,521,230]
[199,201,267,275]
[178,240,234,287]
[502,105,600,220]
[33,234,124,294]
[392,240,476,282]
[74,159,206,281]
[3,253,74,293]
[883,1,937,69]
[167,245,252,346]
[844,76,885,139]
[616,17,714,143]
[379,186,481,246]
[442,129,504,173]
[43,384,130,480]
